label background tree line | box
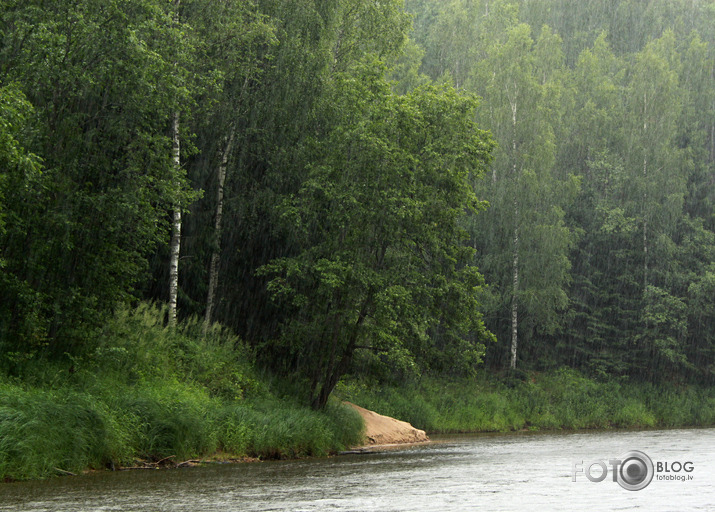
[1,0,713,408]
[407,0,715,382]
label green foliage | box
[88,304,264,400]
[259,61,495,407]
[0,0,200,355]
[0,84,45,354]
[406,0,715,380]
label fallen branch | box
[154,455,176,466]
[54,467,77,476]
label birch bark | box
[168,0,181,328]
[168,110,181,328]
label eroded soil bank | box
[346,402,429,447]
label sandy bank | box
[346,402,429,448]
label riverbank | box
[335,370,715,434]
[0,306,365,481]
[2,305,714,482]
[4,364,712,482]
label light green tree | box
[468,22,577,369]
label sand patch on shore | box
[346,402,429,447]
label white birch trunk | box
[510,218,519,370]
[642,92,648,292]
[643,154,648,292]
[509,97,519,370]
[168,0,181,328]
[168,110,181,328]
[204,127,236,333]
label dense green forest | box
[1,0,715,477]
[405,0,715,381]
[3,0,713,387]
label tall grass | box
[335,368,715,434]
[214,400,364,459]
[0,304,365,481]
[0,384,115,480]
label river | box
[1,428,713,511]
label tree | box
[618,32,687,375]
[0,0,196,355]
[168,0,184,328]
[557,35,630,376]
[174,0,412,340]
[260,65,495,408]
[0,84,43,351]
[468,22,577,370]
[184,0,276,332]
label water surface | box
[1,428,713,511]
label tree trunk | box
[711,62,714,165]
[310,298,370,410]
[643,154,648,292]
[168,0,181,328]
[510,215,519,370]
[203,127,236,333]
[509,97,519,370]
[168,110,181,328]
[642,91,648,293]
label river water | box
[1,428,713,511]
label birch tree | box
[168,0,182,328]
[203,129,234,331]
[190,0,276,331]
[469,23,576,370]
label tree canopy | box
[1,0,714,402]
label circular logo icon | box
[616,450,654,491]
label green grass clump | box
[0,384,115,480]
[118,381,219,461]
[214,399,363,459]
[0,304,365,481]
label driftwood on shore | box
[118,455,203,471]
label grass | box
[335,368,715,434]
[0,304,364,481]
[0,384,115,480]
[0,380,365,481]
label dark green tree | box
[0,0,196,357]
[260,66,495,408]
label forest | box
[1,0,714,479]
